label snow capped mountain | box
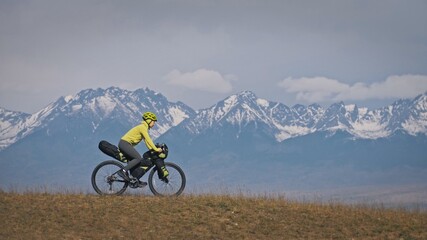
[180,91,317,141]
[57,87,195,137]
[0,87,195,150]
[1,88,427,152]
[0,100,68,150]
[172,91,427,142]
[401,94,427,135]
[344,94,427,139]
[0,108,30,149]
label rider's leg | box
[118,140,142,171]
[118,140,152,179]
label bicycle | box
[91,142,186,196]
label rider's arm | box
[141,123,161,152]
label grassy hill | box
[1,191,426,239]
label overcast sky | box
[1,0,427,113]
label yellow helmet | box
[142,112,157,121]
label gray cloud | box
[278,75,427,103]
[164,69,235,93]
[1,0,426,112]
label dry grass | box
[1,191,426,240]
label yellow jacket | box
[121,121,160,151]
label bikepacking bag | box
[98,140,123,161]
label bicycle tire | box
[148,162,186,196]
[91,160,128,195]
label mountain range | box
[1,87,426,206]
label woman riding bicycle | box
[117,111,169,187]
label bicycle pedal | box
[129,180,147,188]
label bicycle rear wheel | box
[148,162,186,196]
[91,160,128,195]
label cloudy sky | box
[1,0,427,113]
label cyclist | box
[117,111,169,187]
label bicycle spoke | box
[91,161,128,195]
[148,162,186,196]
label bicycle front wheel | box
[91,160,128,195]
[148,162,186,196]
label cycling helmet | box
[142,112,157,121]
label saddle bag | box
[98,140,122,161]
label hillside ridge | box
[1,192,426,239]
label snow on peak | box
[223,95,238,112]
[168,107,189,126]
[345,104,356,112]
[92,96,117,116]
[256,98,269,108]
[64,95,74,103]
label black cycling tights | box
[118,140,150,171]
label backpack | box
[98,140,123,161]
